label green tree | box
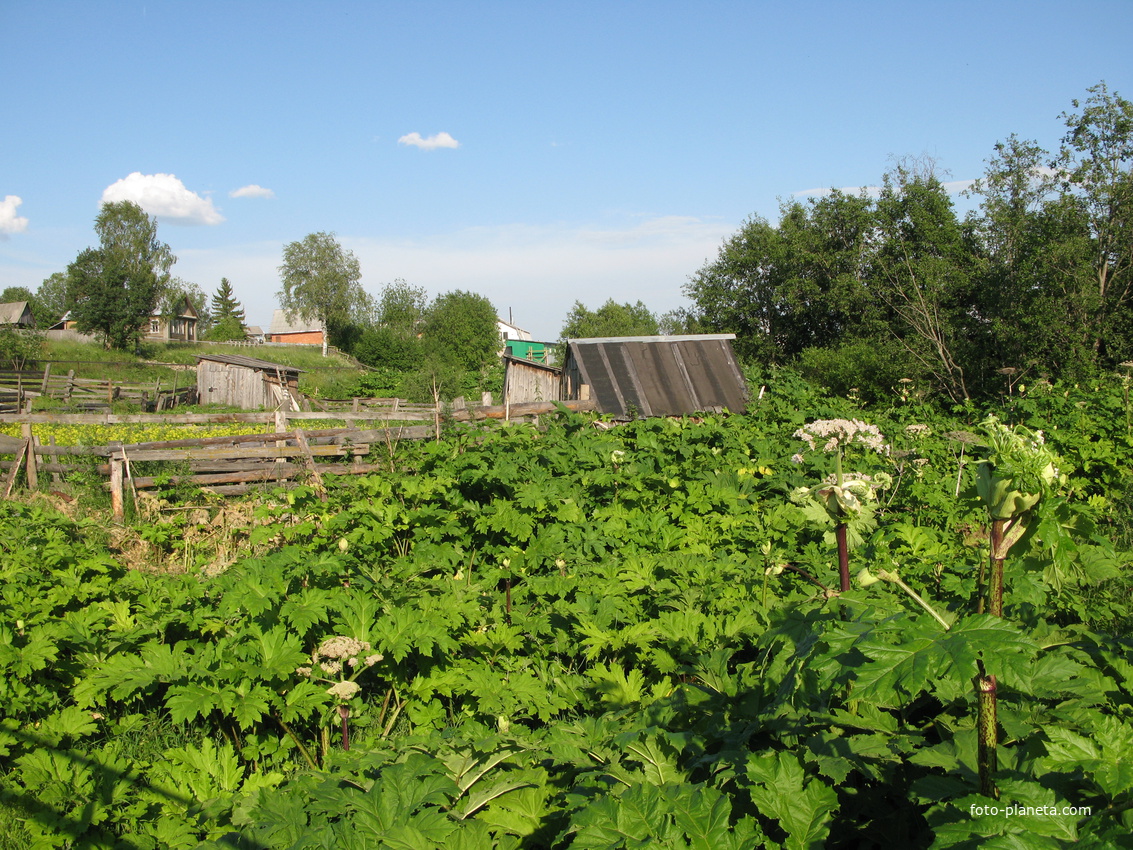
[36,272,69,326]
[210,278,246,325]
[873,166,985,403]
[684,190,883,366]
[420,290,499,371]
[683,215,789,363]
[377,279,427,334]
[0,326,44,368]
[205,277,250,339]
[560,298,660,340]
[1053,81,1133,362]
[355,280,428,370]
[65,201,175,351]
[968,135,1096,381]
[278,232,367,356]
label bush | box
[0,328,45,369]
[796,339,919,404]
[355,327,421,371]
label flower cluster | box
[791,471,893,517]
[793,419,889,458]
[296,635,383,701]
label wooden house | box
[561,334,747,417]
[146,296,198,342]
[49,299,199,341]
[196,354,304,411]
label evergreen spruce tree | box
[211,278,246,324]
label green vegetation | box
[278,231,369,357]
[64,201,176,352]
[685,83,1133,403]
[1,373,1131,847]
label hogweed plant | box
[296,636,383,755]
[791,419,891,591]
[972,416,1064,799]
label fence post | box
[21,424,37,491]
[110,453,124,521]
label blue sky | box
[2,1,1131,340]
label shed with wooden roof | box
[0,302,36,328]
[196,354,304,411]
[560,334,747,417]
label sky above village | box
[2,1,1131,340]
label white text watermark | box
[969,804,1091,818]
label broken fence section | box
[0,399,597,518]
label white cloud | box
[398,131,460,151]
[101,172,224,225]
[229,184,276,199]
[0,195,29,236]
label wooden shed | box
[561,334,747,417]
[196,354,304,411]
[503,355,562,405]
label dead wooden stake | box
[21,424,37,491]
[294,429,327,501]
[3,438,29,498]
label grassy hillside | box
[36,339,367,398]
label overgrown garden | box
[1,369,1131,848]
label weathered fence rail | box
[0,365,194,412]
[0,399,597,515]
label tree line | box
[680,82,1133,402]
[5,214,503,403]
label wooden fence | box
[0,398,597,518]
[0,365,193,412]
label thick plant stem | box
[975,518,1008,798]
[976,668,999,798]
[338,704,350,751]
[274,712,318,771]
[835,523,850,593]
[988,520,1006,616]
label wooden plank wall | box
[504,361,562,405]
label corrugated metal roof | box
[565,335,747,417]
[196,354,304,373]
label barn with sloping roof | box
[0,302,35,328]
[560,334,747,417]
[196,354,304,410]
